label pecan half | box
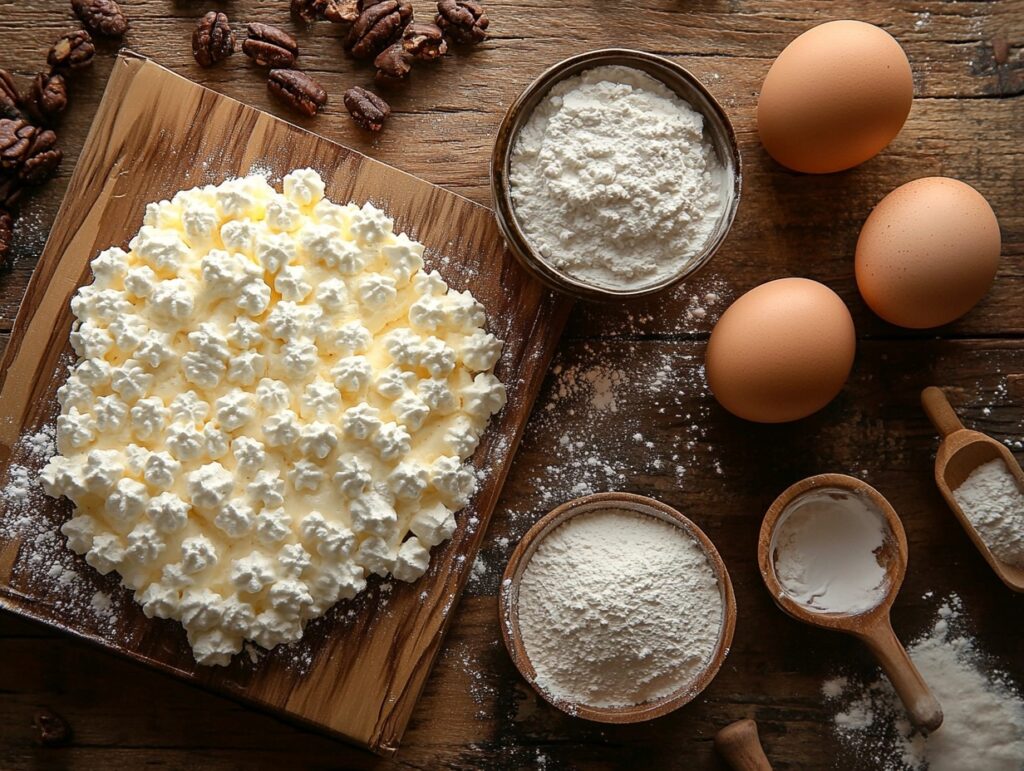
[243,23,299,68]
[343,86,390,131]
[0,207,13,271]
[71,0,129,37]
[267,69,327,116]
[33,709,71,747]
[323,0,360,24]
[374,44,413,84]
[24,72,68,122]
[0,69,22,120]
[20,129,62,184]
[402,22,447,60]
[48,29,96,71]
[192,12,236,67]
[435,0,488,44]
[0,118,35,171]
[346,0,413,60]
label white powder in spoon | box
[516,508,722,709]
[952,458,1024,568]
[509,65,726,290]
[773,489,889,614]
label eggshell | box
[757,20,913,174]
[855,177,1000,329]
[707,278,856,423]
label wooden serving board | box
[0,54,568,755]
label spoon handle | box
[858,618,943,733]
[921,387,965,438]
[714,719,772,771]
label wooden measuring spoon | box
[921,386,1024,592]
[714,719,772,771]
[758,474,943,733]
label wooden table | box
[1,1,1021,767]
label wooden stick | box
[921,386,965,438]
[714,719,772,771]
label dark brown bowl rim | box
[498,491,737,723]
[490,48,743,302]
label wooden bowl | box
[499,492,737,723]
[490,48,742,302]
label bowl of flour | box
[492,49,741,300]
[499,492,736,723]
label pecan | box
[346,0,413,60]
[0,118,35,171]
[33,709,71,746]
[20,129,62,184]
[71,0,129,37]
[243,23,298,68]
[323,0,360,24]
[402,22,447,60]
[192,12,235,67]
[267,69,327,116]
[0,69,23,120]
[24,72,68,122]
[435,0,488,44]
[343,86,390,131]
[48,29,96,71]
[374,44,413,84]
[0,207,13,271]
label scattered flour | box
[828,596,1024,770]
[516,508,722,708]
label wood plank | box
[3,337,1022,769]
[0,55,568,754]
[0,0,1021,767]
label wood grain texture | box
[0,55,568,755]
[0,0,1022,768]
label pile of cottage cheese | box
[40,169,506,666]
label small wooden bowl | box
[499,492,737,723]
[758,474,943,732]
[490,48,742,302]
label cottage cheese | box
[42,169,506,666]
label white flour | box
[773,489,889,614]
[952,458,1024,567]
[509,65,726,290]
[828,596,1024,770]
[516,508,722,708]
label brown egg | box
[757,20,913,174]
[707,278,856,423]
[855,177,1000,329]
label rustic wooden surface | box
[1,0,1022,768]
[0,54,567,754]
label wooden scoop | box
[758,474,943,733]
[921,386,1024,592]
[714,719,772,771]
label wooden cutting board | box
[0,54,568,755]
